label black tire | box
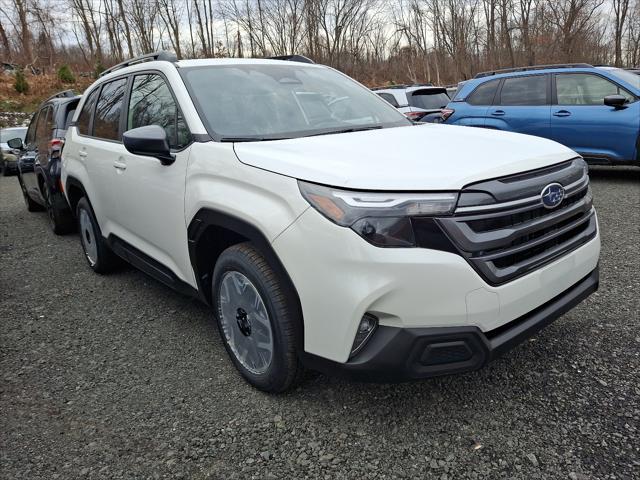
[43,182,75,235]
[18,174,44,212]
[76,197,119,273]
[212,243,303,392]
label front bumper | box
[301,266,598,381]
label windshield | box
[408,90,450,110]
[181,64,410,140]
[603,68,640,90]
[0,127,27,143]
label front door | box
[115,72,194,284]
[550,72,639,163]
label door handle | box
[113,160,127,170]
[553,110,571,117]
[491,110,505,116]
[78,150,88,158]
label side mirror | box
[7,137,23,149]
[123,125,175,165]
[604,94,627,109]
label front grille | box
[437,158,597,285]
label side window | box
[77,88,99,135]
[467,79,499,105]
[25,112,39,145]
[94,78,128,140]
[499,75,547,106]
[128,74,190,149]
[556,73,635,105]
[377,92,399,108]
[34,107,52,150]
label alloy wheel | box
[217,271,274,375]
[79,208,98,266]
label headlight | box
[298,180,458,247]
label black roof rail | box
[267,55,314,64]
[474,63,594,79]
[371,83,435,91]
[100,51,178,78]
[371,85,409,90]
[44,89,77,103]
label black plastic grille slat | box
[436,159,596,285]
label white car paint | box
[234,123,577,190]
[62,58,600,372]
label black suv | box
[11,90,81,234]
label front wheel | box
[212,243,303,392]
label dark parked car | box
[1,126,27,175]
[10,90,80,234]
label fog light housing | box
[350,313,378,358]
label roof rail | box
[100,51,178,78]
[44,89,77,103]
[371,83,434,91]
[474,63,594,79]
[267,55,314,64]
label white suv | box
[62,52,600,392]
[373,85,451,121]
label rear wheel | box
[18,174,43,212]
[76,197,119,273]
[212,243,302,392]
[43,182,74,235]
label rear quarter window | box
[466,79,500,105]
[376,92,400,108]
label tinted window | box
[377,92,399,108]
[25,113,39,145]
[94,78,128,140]
[77,88,99,135]
[556,73,635,105]
[128,74,190,149]
[467,80,499,105]
[34,107,52,143]
[408,90,450,109]
[499,75,547,106]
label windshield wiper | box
[220,137,272,142]
[303,125,384,138]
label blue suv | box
[444,64,640,166]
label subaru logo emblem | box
[541,183,565,209]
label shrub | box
[57,64,75,84]
[14,69,29,94]
[93,61,105,79]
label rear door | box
[550,72,639,162]
[449,79,500,127]
[486,74,551,137]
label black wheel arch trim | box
[64,175,91,215]
[187,208,304,349]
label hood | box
[233,124,577,191]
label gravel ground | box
[1,168,639,480]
